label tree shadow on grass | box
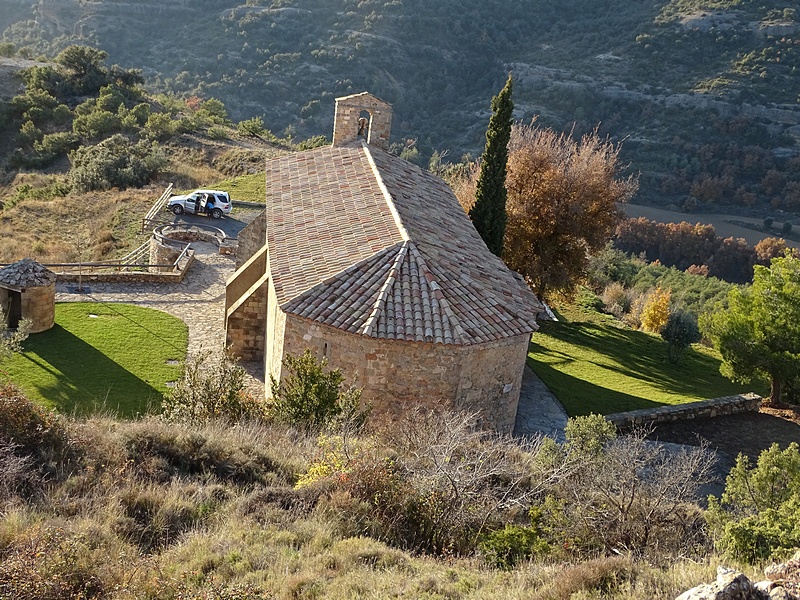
[17,324,161,418]
[528,359,664,416]
[534,321,758,399]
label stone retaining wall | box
[56,252,194,284]
[606,393,762,430]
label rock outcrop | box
[676,552,800,600]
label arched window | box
[357,110,372,142]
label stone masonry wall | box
[276,313,529,433]
[21,284,55,333]
[265,279,286,397]
[606,393,762,430]
[236,209,266,269]
[332,93,393,150]
[149,238,181,272]
[225,281,267,361]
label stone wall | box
[236,209,266,268]
[0,284,54,333]
[606,393,762,430]
[332,92,393,150]
[56,252,194,284]
[226,280,268,361]
[265,280,286,397]
[274,313,529,433]
[149,237,182,272]
[22,284,55,333]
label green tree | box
[54,45,109,94]
[469,74,513,257]
[702,253,800,403]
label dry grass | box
[0,135,275,264]
[0,389,769,599]
[0,180,156,263]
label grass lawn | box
[2,303,188,417]
[211,172,265,203]
[529,312,765,417]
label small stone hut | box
[225,92,545,433]
[0,259,56,333]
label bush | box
[564,413,616,457]
[707,442,800,563]
[269,350,366,431]
[661,310,701,363]
[237,116,266,137]
[319,409,563,556]
[479,513,549,569]
[764,216,774,229]
[161,349,265,424]
[640,286,671,333]
[551,423,715,559]
[69,134,165,192]
[574,286,604,312]
[0,382,70,468]
[72,109,122,140]
[601,282,632,318]
[782,221,793,235]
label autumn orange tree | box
[502,123,638,299]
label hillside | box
[1,0,799,213]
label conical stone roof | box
[0,259,57,289]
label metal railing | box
[140,183,174,232]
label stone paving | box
[55,240,266,398]
[513,366,569,442]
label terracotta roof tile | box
[266,142,544,345]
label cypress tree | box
[469,74,513,257]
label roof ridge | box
[359,240,409,337]
[406,243,468,344]
[361,142,410,242]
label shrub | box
[143,111,178,141]
[547,418,715,559]
[478,511,549,569]
[640,286,671,333]
[574,286,604,312]
[18,120,43,146]
[269,350,366,431]
[34,131,80,158]
[237,116,266,137]
[162,349,266,424]
[601,282,632,318]
[69,134,165,192]
[661,310,701,363]
[565,414,617,457]
[295,135,329,150]
[207,125,229,140]
[764,216,774,229]
[707,442,800,563]
[0,382,70,469]
[320,409,564,556]
[72,109,122,140]
[782,221,793,235]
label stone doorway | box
[5,290,21,329]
